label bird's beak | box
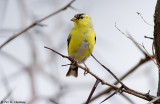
[71,17,77,22]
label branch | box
[147,96,160,104]
[154,0,160,98]
[90,56,152,103]
[0,0,75,49]
[44,46,156,102]
[88,24,157,103]
[90,52,127,89]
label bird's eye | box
[80,16,83,19]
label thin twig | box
[116,23,158,68]
[127,32,148,57]
[142,43,158,67]
[0,0,75,49]
[49,98,59,104]
[44,46,75,62]
[86,79,100,104]
[100,86,123,104]
[137,12,153,26]
[115,23,142,47]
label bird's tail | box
[66,65,78,77]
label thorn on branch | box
[144,36,154,40]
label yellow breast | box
[68,26,95,63]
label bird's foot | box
[83,62,90,76]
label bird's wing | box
[67,34,71,48]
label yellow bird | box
[66,13,96,77]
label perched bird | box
[66,13,96,77]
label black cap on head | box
[74,13,85,20]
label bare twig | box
[100,86,123,104]
[49,98,59,104]
[44,46,75,63]
[0,0,75,49]
[115,23,142,47]
[141,43,158,67]
[137,12,153,26]
[127,32,148,57]
[116,23,157,67]
[86,79,100,104]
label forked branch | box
[44,46,156,103]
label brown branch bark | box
[154,0,160,97]
[0,0,75,49]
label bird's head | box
[71,13,93,27]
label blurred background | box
[0,0,157,104]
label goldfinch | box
[66,13,96,77]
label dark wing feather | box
[67,34,71,48]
